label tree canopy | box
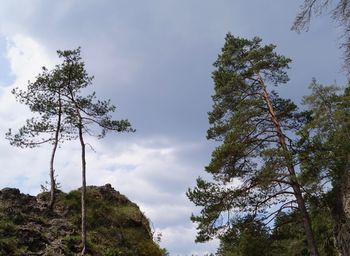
[187,34,319,255]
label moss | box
[62,234,81,254]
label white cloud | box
[0,34,217,254]
[157,224,219,256]
[0,34,56,119]
[3,133,217,254]
[6,34,55,84]
[79,139,218,255]
[0,34,57,191]
[50,138,215,250]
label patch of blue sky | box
[0,35,14,86]
[14,175,29,189]
[108,164,137,172]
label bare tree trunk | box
[49,92,62,210]
[67,86,87,254]
[49,140,58,209]
[66,82,88,255]
[258,75,320,256]
[78,120,87,255]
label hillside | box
[0,184,165,256]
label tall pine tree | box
[187,34,319,255]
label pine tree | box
[6,66,74,209]
[187,34,319,255]
[54,48,134,254]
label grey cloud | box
[0,1,347,255]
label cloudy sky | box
[0,1,346,255]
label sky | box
[0,1,347,255]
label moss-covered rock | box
[0,184,164,256]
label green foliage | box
[52,48,135,138]
[216,206,336,256]
[216,217,272,256]
[6,62,74,147]
[187,33,307,244]
[214,80,349,256]
[269,204,336,256]
[298,80,350,200]
[297,80,350,254]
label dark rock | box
[0,184,164,256]
[0,187,21,199]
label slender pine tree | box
[6,66,74,209]
[54,48,134,254]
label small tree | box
[55,48,134,254]
[187,34,319,255]
[6,66,73,209]
[7,48,134,254]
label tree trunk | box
[257,75,320,256]
[66,83,88,255]
[79,120,87,255]
[49,91,62,210]
[49,139,58,210]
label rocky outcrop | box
[0,184,163,256]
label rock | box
[0,184,164,256]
